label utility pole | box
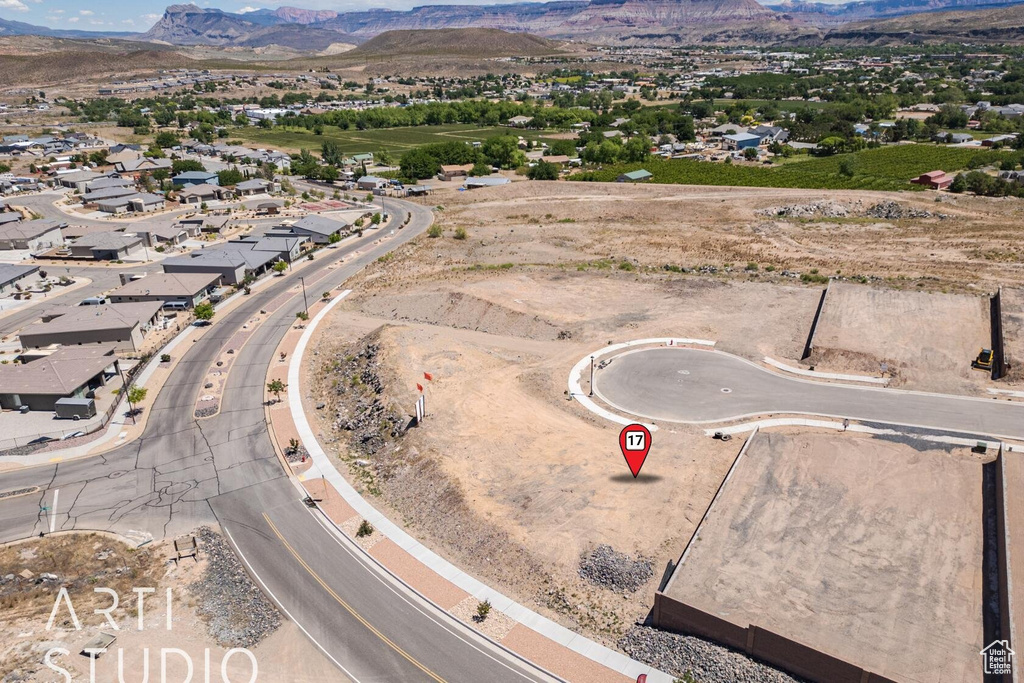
[300,276,308,316]
[116,360,136,425]
[589,355,595,397]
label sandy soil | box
[301,181,1022,649]
[811,281,992,393]
[1002,287,1024,383]
[0,531,348,683]
[663,430,987,683]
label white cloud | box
[79,9,94,15]
[237,5,259,12]
[121,18,134,24]
[0,0,30,12]
[47,8,65,14]
[89,19,105,24]
[67,16,78,22]
[142,12,162,20]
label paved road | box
[595,347,1024,440]
[0,198,559,682]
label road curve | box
[0,198,561,683]
[595,347,1024,440]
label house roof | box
[83,186,138,202]
[117,158,172,172]
[57,170,101,184]
[235,179,270,191]
[86,176,134,191]
[179,183,221,197]
[173,171,217,182]
[111,272,219,297]
[73,232,143,250]
[288,215,348,236]
[0,212,21,226]
[21,301,161,338]
[0,264,39,287]
[132,193,165,205]
[464,176,511,187]
[620,169,653,180]
[440,164,473,173]
[0,219,65,241]
[724,133,761,143]
[0,343,119,396]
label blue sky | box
[0,0,565,30]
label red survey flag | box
[416,383,423,392]
[423,372,433,381]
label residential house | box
[68,232,144,260]
[172,171,219,187]
[270,215,348,244]
[234,179,272,196]
[0,219,66,251]
[723,133,762,151]
[230,235,305,263]
[0,264,41,293]
[135,221,202,248]
[178,183,230,205]
[356,175,387,191]
[911,170,954,190]
[83,186,138,204]
[463,176,511,189]
[439,164,474,181]
[130,193,166,213]
[86,176,134,192]
[507,116,534,127]
[162,245,278,285]
[0,343,121,411]
[108,272,219,308]
[19,301,163,352]
[57,170,103,193]
[114,157,173,177]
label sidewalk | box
[265,290,673,683]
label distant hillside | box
[142,4,359,49]
[769,0,1024,27]
[0,46,193,86]
[349,28,562,57]
[0,16,139,39]
[823,1,1024,42]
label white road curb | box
[568,337,716,431]
[762,356,888,385]
[289,294,675,683]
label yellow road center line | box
[262,512,447,683]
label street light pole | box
[589,355,595,397]
[300,276,308,316]
[116,360,136,425]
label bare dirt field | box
[302,181,1020,665]
[662,430,987,683]
[811,281,992,393]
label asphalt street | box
[595,347,1024,440]
[0,196,560,682]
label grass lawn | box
[572,144,1018,192]
[232,123,561,156]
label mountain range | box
[3,0,1024,47]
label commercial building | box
[0,343,120,411]
[18,301,163,351]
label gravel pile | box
[330,342,406,458]
[757,201,849,218]
[619,625,805,683]
[578,544,653,592]
[862,201,938,219]
[190,527,281,648]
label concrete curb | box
[762,356,888,385]
[289,293,674,683]
[568,338,717,431]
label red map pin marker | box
[619,424,652,478]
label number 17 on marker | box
[619,424,652,478]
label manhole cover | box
[721,388,732,394]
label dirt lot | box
[662,430,987,683]
[0,529,347,683]
[1002,287,1024,383]
[811,281,992,393]
[302,181,1020,654]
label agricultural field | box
[573,144,1020,191]
[232,122,559,155]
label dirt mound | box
[578,544,653,593]
[356,290,565,340]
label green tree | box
[470,161,492,177]
[482,135,526,169]
[838,156,856,178]
[400,147,442,179]
[743,147,759,162]
[194,302,215,321]
[217,169,244,186]
[273,260,289,274]
[321,139,343,167]
[155,132,179,148]
[266,379,287,403]
[127,386,148,408]
[527,160,559,180]
[949,173,967,194]
[172,159,205,174]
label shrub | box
[296,310,309,321]
[356,520,374,538]
[160,353,171,363]
[454,227,467,240]
[476,600,492,621]
[427,225,443,238]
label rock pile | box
[330,341,405,458]
[757,202,849,219]
[578,544,653,592]
[190,527,281,648]
[862,201,938,219]
[619,625,804,683]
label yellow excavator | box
[972,348,994,371]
